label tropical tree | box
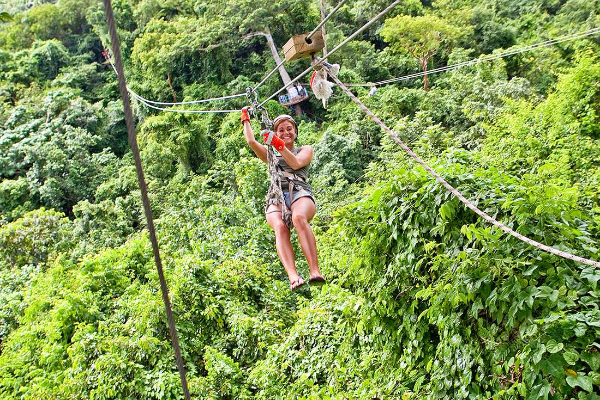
[381,14,461,89]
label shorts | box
[283,188,315,209]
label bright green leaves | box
[581,267,600,289]
[546,339,564,354]
[439,200,457,220]
[381,15,462,60]
[139,111,214,179]
[563,349,580,365]
[480,56,600,211]
[381,14,462,89]
[566,372,594,392]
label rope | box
[329,72,600,269]
[257,0,401,108]
[102,1,192,399]
[343,27,600,87]
[305,0,347,41]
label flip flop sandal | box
[309,276,327,286]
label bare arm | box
[243,120,268,163]
[279,145,313,170]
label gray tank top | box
[276,147,309,191]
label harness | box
[265,149,311,228]
[246,87,311,228]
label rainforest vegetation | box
[1,0,600,398]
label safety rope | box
[257,0,401,108]
[102,1,191,399]
[343,27,600,87]
[328,71,600,268]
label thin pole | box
[102,1,191,399]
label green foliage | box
[311,131,363,185]
[479,56,600,209]
[0,208,72,344]
[0,177,36,221]
[18,40,72,82]
[2,1,600,398]
[0,208,70,269]
[320,153,600,398]
[139,111,213,177]
[381,14,462,80]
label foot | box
[290,275,305,291]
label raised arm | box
[279,145,313,170]
[241,108,267,163]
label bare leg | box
[291,198,324,281]
[266,204,304,289]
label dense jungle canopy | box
[1,0,600,398]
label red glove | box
[241,106,251,124]
[262,130,285,151]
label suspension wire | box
[252,42,299,93]
[102,1,192,399]
[344,27,600,87]
[328,71,600,268]
[130,89,241,113]
[130,91,246,106]
[257,0,401,108]
[305,0,347,41]
[105,56,246,105]
[105,0,348,108]
[108,59,241,113]
[108,60,246,114]
[252,0,347,93]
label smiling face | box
[275,120,296,148]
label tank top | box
[276,147,309,192]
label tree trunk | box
[167,72,178,102]
[263,26,303,116]
[320,0,328,59]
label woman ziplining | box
[241,108,326,290]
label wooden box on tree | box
[282,31,325,61]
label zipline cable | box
[253,0,347,93]
[102,1,191,399]
[329,71,600,269]
[106,0,350,111]
[344,27,600,87]
[305,0,347,41]
[105,52,246,106]
[257,0,401,108]
[251,43,298,93]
